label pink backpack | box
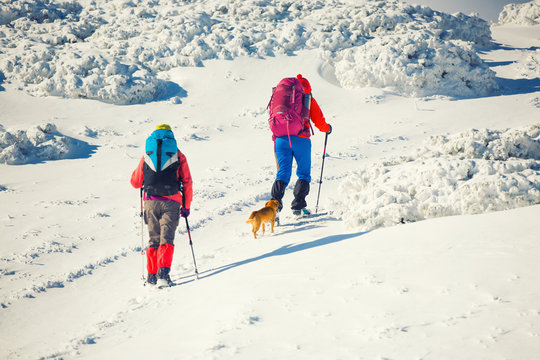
[267,77,311,143]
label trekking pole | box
[184,217,199,280]
[315,131,329,214]
[180,187,199,279]
[140,188,146,283]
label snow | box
[1,0,501,103]
[329,31,498,97]
[404,0,534,23]
[497,1,540,25]
[1,0,540,359]
[0,123,96,164]
[337,125,540,230]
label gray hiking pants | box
[144,200,180,247]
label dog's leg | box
[271,218,274,233]
[252,223,257,239]
[262,222,265,235]
[254,220,261,239]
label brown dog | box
[245,200,280,239]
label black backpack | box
[142,128,180,196]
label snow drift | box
[0,123,94,165]
[497,1,540,25]
[330,31,498,98]
[0,0,498,103]
[336,124,540,230]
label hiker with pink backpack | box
[268,74,332,217]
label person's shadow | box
[182,231,368,281]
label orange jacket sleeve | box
[310,96,330,133]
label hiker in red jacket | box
[131,124,193,287]
[270,74,332,217]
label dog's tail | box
[245,211,256,223]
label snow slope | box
[0,1,539,359]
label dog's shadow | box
[276,213,340,236]
[197,231,368,280]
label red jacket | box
[295,74,330,137]
[130,150,193,209]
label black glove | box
[326,124,332,135]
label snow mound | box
[0,0,496,103]
[497,1,540,25]
[330,31,498,98]
[0,123,94,165]
[1,48,166,104]
[0,0,82,26]
[38,54,165,105]
[337,124,540,230]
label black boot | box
[147,273,157,285]
[157,267,173,288]
[271,179,287,212]
[291,179,310,210]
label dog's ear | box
[265,200,272,207]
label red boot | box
[146,247,158,285]
[157,244,175,288]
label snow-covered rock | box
[0,123,92,164]
[330,31,498,97]
[337,124,540,230]
[497,1,540,25]
[0,0,497,103]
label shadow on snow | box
[496,77,540,96]
[0,71,5,92]
[195,230,368,280]
[155,80,187,102]
[483,42,540,96]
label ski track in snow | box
[2,116,539,358]
[0,161,337,310]
[0,134,273,307]
[0,246,132,308]
[35,295,156,360]
[31,212,340,359]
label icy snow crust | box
[338,124,540,230]
[497,1,540,25]
[0,0,498,103]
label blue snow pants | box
[275,135,312,184]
